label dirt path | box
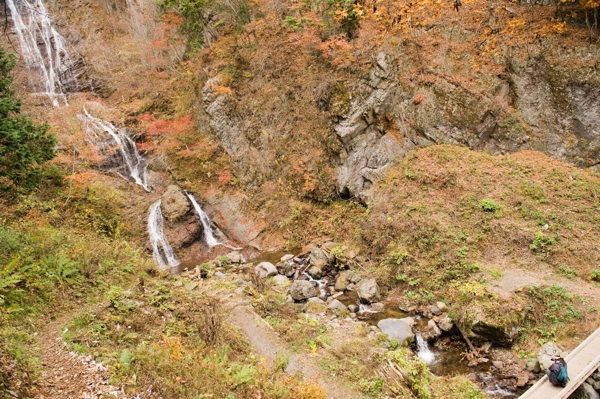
[488,267,600,303]
[221,293,366,399]
[34,308,128,399]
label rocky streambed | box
[174,244,600,399]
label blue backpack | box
[557,364,569,385]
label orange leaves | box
[139,113,193,139]
[413,93,427,105]
[209,84,233,96]
[65,172,107,190]
[364,0,447,33]
[137,113,194,155]
[317,35,356,68]
[218,170,233,185]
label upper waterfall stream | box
[6,0,80,106]
[81,109,150,191]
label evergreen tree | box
[0,48,56,195]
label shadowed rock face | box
[201,51,600,202]
[330,53,600,200]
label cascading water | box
[302,272,328,297]
[81,109,150,191]
[415,332,436,364]
[148,200,180,268]
[5,0,82,106]
[7,0,235,269]
[186,193,219,247]
[481,374,516,397]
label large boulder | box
[537,342,564,370]
[437,315,454,332]
[161,185,191,222]
[327,299,348,314]
[421,319,442,341]
[307,265,324,279]
[357,278,381,304]
[224,251,243,264]
[309,248,329,269]
[290,280,317,301]
[255,262,277,279]
[334,270,354,291]
[272,275,290,288]
[377,318,415,346]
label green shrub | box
[478,198,501,213]
[0,48,55,196]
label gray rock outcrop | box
[377,318,415,345]
[290,280,318,301]
[356,278,381,303]
[330,53,600,200]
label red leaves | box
[137,113,193,154]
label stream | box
[8,1,527,396]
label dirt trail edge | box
[35,308,128,399]
[224,295,364,399]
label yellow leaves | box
[209,83,233,96]
[579,0,600,8]
[162,335,184,360]
[505,17,526,31]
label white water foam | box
[302,272,328,297]
[6,0,77,106]
[81,109,150,191]
[186,193,219,247]
[148,200,179,268]
[415,332,436,364]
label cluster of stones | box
[250,246,459,349]
[175,247,546,395]
[580,367,600,398]
[376,301,454,346]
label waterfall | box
[148,200,180,268]
[5,0,79,106]
[81,109,150,192]
[186,193,219,247]
[415,332,436,364]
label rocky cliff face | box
[329,52,600,200]
[201,45,599,201]
[8,0,599,251]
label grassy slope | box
[0,174,328,398]
[361,145,600,348]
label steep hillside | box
[1,0,600,397]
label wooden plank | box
[520,326,600,399]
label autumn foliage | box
[137,113,194,154]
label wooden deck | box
[519,326,600,399]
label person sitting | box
[547,357,569,387]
